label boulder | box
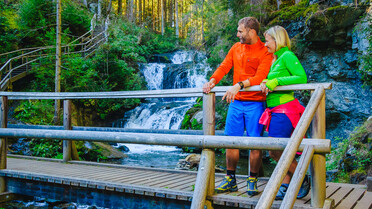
[304,6,365,46]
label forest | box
[0,0,371,185]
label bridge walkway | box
[1,156,370,209]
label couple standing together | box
[202,17,309,200]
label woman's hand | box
[222,84,240,103]
[260,80,271,95]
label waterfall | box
[118,50,211,130]
[113,50,212,167]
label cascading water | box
[113,50,212,169]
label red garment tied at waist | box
[259,99,305,132]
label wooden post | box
[190,92,216,209]
[310,91,326,208]
[63,100,79,161]
[190,149,215,209]
[203,93,215,208]
[280,145,314,209]
[0,96,8,170]
[63,100,72,162]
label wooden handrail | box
[0,83,332,100]
[255,86,326,208]
[0,128,331,153]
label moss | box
[268,1,319,25]
[327,5,349,11]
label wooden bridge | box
[0,83,371,209]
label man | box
[203,17,272,196]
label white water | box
[115,50,211,167]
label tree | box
[161,0,164,35]
[175,0,179,38]
[54,0,62,124]
[98,0,102,19]
[118,0,122,15]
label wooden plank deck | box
[0,156,371,209]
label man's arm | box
[203,44,236,94]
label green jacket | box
[265,47,307,107]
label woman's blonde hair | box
[264,26,291,52]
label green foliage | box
[29,139,61,158]
[16,0,91,47]
[326,119,372,183]
[13,100,55,125]
[357,15,372,87]
[0,2,19,53]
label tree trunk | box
[161,0,164,35]
[82,0,88,7]
[175,0,179,38]
[277,0,281,10]
[139,0,142,23]
[118,0,122,15]
[54,0,62,125]
[152,0,154,30]
[107,0,112,16]
[130,0,134,22]
[98,0,102,19]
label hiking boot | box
[297,175,310,199]
[215,175,238,193]
[275,184,289,200]
[246,177,259,196]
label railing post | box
[203,92,215,206]
[0,96,8,170]
[63,100,72,162]
[310,91,326,208]
[191,92,215,209]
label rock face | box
[292,5,372,141]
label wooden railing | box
[0,14,107,91]
[0,83,332,209]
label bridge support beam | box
[310,91,326,208]
[0,96,8,169]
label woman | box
[260,25,309,200]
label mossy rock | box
[303,6,365,44]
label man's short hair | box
[238,17,260,35]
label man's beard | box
[240,36,251,44]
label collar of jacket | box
[274,46,290,58]
[241,37,264,49]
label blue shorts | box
[268,112,293,138]
[224,100,265,137]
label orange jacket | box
[210,39,273,101]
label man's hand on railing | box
[222,84,240,103]
[202,79,216,94]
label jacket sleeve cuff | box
[266,78,279,91]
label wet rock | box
[176,154,226,173]
[83,142,127,159]
[176,154,200,171]
[53,203,77,209]
[326,169,339,182]
[117,144,130,152]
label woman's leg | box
[269,150,298,184]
